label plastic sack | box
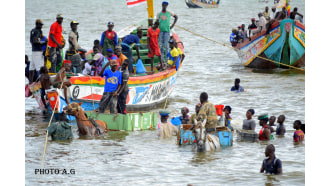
[135,59,146,74]
[171,116,182,126]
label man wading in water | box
[260,144,282,175]
[195,92,218,134]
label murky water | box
[26,0,305,185]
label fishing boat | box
[185,0,220,8]
[235,19,304,69]
[235,0,305,69]
[27,0,185,123]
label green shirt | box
[157,10,175,32]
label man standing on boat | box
[117,59,130,114]
[147,20,163,72]
[67,21,82,73]
[114,46,127,66]
[196,92,218,134]
[29,19,47,84]
[156,1,178,63]
[48,14,64,73]
[98,59,122,114]
[121,30,143,74]
[100,22,118,57]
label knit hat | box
[258,113,269,120]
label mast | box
[147,0,154,26]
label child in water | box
[293,120,304,142]
[276,115,286,136]
[224,106,233,131]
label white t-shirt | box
[83,63,92,75]
[258,16,266,30]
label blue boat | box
[178,124,233,147]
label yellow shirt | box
[177,47,183,55]
[168,48,179,65]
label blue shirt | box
[121,34,140,50]
[102,69,122,92]
[231,86,244,92]
[230,33,237,43]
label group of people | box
[242,109,305,142]
[27,1,184,114]
[197,0,220,4]
[230,5,304,46]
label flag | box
[286,0,290,17]
[126,0,147,8]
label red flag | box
[126,0,147,8]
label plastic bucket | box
[215,105,224,116]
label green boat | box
[85,111,158,131]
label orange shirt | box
[48,21,62,48]
[118,53,127,66]
[147,27,160,49]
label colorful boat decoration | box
[235,19,305,69]
[185,0,220,8]
[28,0,185,118]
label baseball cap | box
[36,19,43,25]
[70,21,79,26]
[56,14,64,19]
[108,22,114,26]
[93,54,101,61]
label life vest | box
[102,30,117,56]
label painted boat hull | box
[185,0,220,8]
[235,19,305,69]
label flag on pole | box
[286,0,290,17]
[126,0,147,8]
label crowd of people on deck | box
[196,0,220,4]
[230,5,304,46]
[27,1,184,114]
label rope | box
[89,75,95,111]
[40,80,65,177]
[163,70,171,109]
[175,25,305,72]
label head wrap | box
[63,60,71,67]
[248,109,255,115]
[181,107,189,113]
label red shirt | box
[147,27,160,49]
[48,21,62,48]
